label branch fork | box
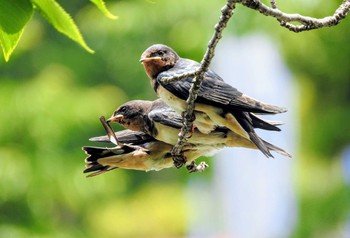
[159,0,350,169]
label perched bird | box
[83,129,220,176]
[140,44,289,158]
[107,99,290,157]
[107,98,225,146]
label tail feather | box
[262,139,292,158]
[240,94,288,114]
[83,146,130,162]
[83,164,117,177]
[249,113,283,131]
[248,132,274,158]
[234,111,290,158]
[234,112,274,158]
[249,133,292,158]
[82,143,148,177]
[83,146,119,177]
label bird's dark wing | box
[89,130,155,144]
[157,59,286,114]
[148,108,183,129]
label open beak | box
[139,56,161,63]
[107,114,124,123]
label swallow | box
[83,136,217,176]
[107,98,226,146]
[83,127,220,176]
[140,44,289,158]
[83,135,174,176]
[106,99,291,157]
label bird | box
[106,99,290,157]
[83,129,219,177]
[140,44,289,158]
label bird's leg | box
[186,161,209,173]
[173,152,187,169]
[172,143,196,168]
[190,125,197,135]
[181,111,196,139]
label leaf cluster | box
[0,0,116,61]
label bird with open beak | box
[140,44,289,158]
[107,99,290,157]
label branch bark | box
[164,0,350,169]
[169,0,236,168]
[236,0,350,32]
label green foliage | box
[90,0,117,20]
[293,183,350,238]
[272,2,350,237]
[32,0,94,54]
[0,63,188,236]
[0,0,33,61]
[0,1,218,236]
[0,0,116,61]
[216,1,350,236]
[1,0,350,237]
[277,6,350,157]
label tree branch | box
[235,0,350,32]
[161,71,197,84]
[167,0,350,169]
[170,0,236,168]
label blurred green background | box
[1,0,350,237]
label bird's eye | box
[150,50,167,58]
[118,106,126,112]
[158,50,167,56]
[158,50,164,56]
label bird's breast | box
[153,122,181,145]
[156,85,187,113]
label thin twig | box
[235,0,350,32]
[161,71,197,84]
[100,116,119,145]
[270,0,276,9]
[170,0,350,169]
[170,0,236,168]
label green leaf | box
[90,0,117,19]
[32,0,94,53]
[0,0,34,61]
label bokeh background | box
[1,0,350,237]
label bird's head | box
[107,100,152,132]
[140,44,179,79]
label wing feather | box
[89,130,155,144]
[148,108,183,129]
[158,58,286,114]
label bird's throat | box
[142,60,170,80]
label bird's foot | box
[173,154,187,168]
[185,125,197,139]
[180,111,196,139]
[186,161,209,173]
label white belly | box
[157,85,186,113]
[157,85,217,133]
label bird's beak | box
[107,114,124,123]
[139,56,162,63]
